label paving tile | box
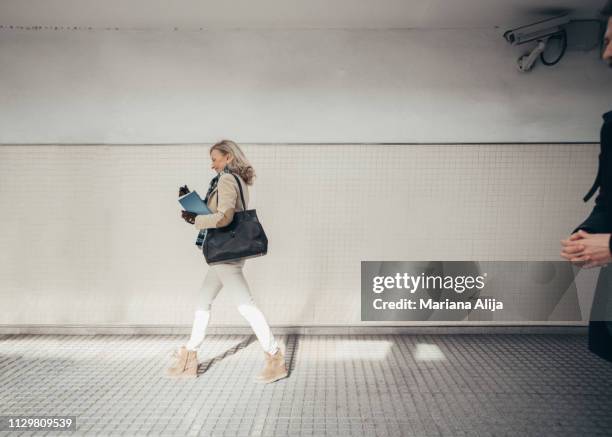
[0,333,611,436]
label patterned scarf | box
[195,166,232,249]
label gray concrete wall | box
[0,28,609,144]
[0,26,608,328]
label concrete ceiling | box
[0,0,607,30]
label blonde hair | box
[210,139,256,185]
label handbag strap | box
[216,173,247,211]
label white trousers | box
[185,258,279,355]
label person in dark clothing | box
[560,1,612,362]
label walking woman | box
[167,139,288,383]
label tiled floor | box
[1,333,611,436]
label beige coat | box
[193,172,249,230]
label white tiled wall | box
[0,143,600,326]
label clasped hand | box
[560,230,612,268]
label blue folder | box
[178,190,211,215]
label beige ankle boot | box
[166,346,198,378]
[255,348,288,383]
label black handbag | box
[202,173,268,264]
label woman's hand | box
[179,185,190,197]
[181,210,197,224]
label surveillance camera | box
[516,40,548,72]
[503,14,570,45]
[503,14,570,71]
